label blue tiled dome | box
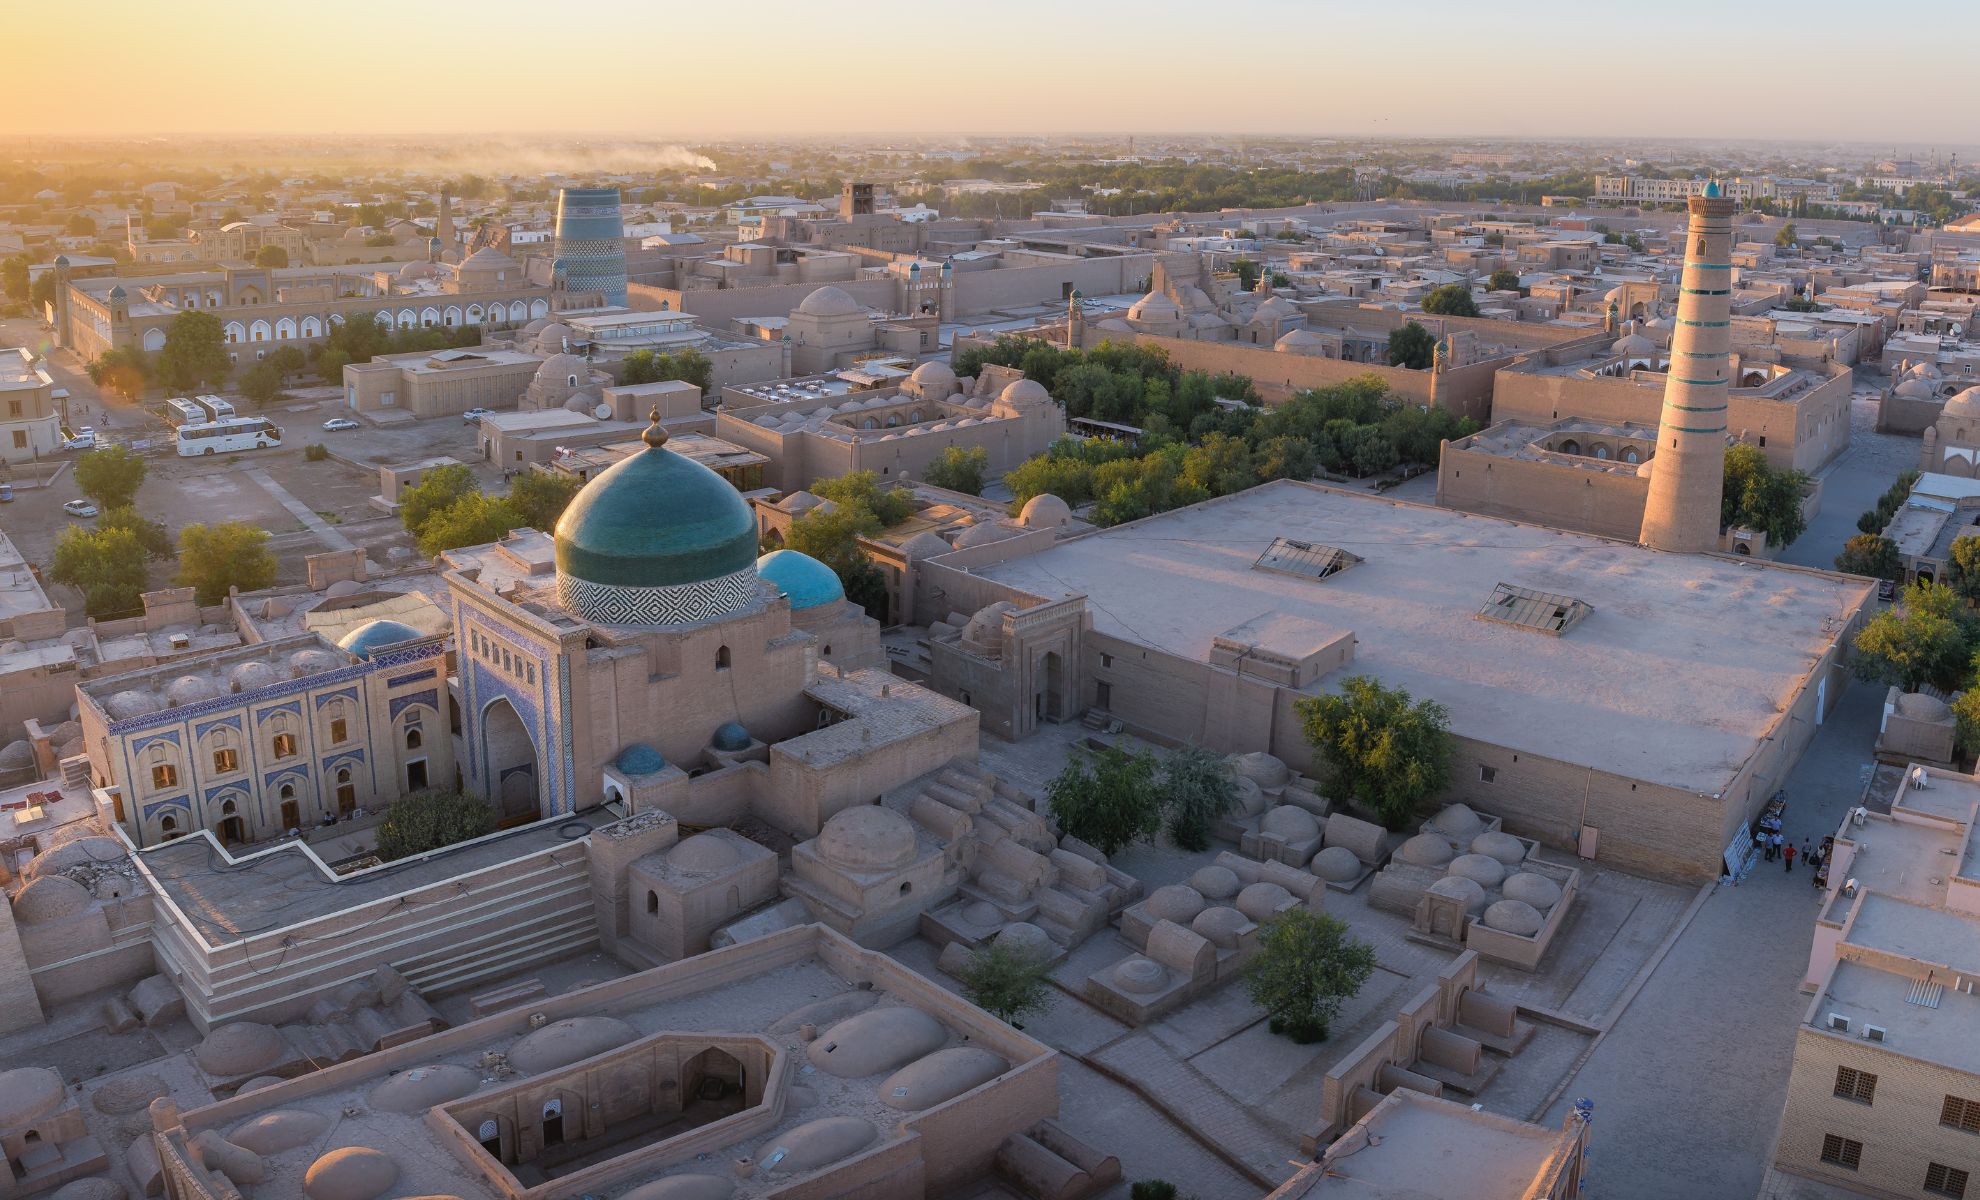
[336,619,422,661]
[614,743,666,775]
[554,414,758,621]
[755,549,844,610]
[712,721,751,752]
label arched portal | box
[482,696,539,823]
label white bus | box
[176,417,282,457]
[161,397,206,428]
[194,394,236,422]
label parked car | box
[461,408,494,423]
[61,429,97,451]
[321,417,361,432]
[62,499,98,518]
[0,483,13,503]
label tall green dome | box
[554,414,760,626]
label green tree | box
[619,347,713,394]
[1005,451,1096,510]
[1160,744,1238,852]
[507,469,584,532]
[954,938,1055,1028]
[73,445,147,509]
[1253,434,1318,482]
[86,346,148,401]
[921,445,990,495]
[1295,675,1452,829]
[375,788,496,860]
[1721,443,1808,549]
[415,493,526,558]
[175,521,277,604]
[1179,432,1258,497]
[1835,534,1903,582]
[1487,268,1522,294]
[398,463,479,540]
[238,361,286,407]
[785,503,889,618]
[1851,582,1975,693]
[812,470,914,525]
[1046,746,1163,856]
[1,255,26,302]
[1387,320,1436,369]
[156,310,231,392]
[50,525,149,617]
[1419,283,1479,317]
[99,506,172,559]
[315,348,353,383]
[1954,682,1980,759]
[64,212,95,237]
[1950,536,1980,605]
[1776,222,1798,248]
[1243,908,1376,1043]
[253,244,290,268]
[1229,259,1262,291]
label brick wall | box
[1776,1024,1980,1199]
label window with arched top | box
[271,732,297,758]
[336,767,351,784]
[161,814,177,833]
[222,798,237,815]
[566,374,578,388]
[716,645,731,670]
[406,727,422,750]
[647,891,659,914]
[279,783,295,801]
[1696,237,1707,256]
[1622,448,1640,464]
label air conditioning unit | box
[1843,878,1860,897]
[1827,1012,1851,1033]
[1863,1025,1888,1043]
[1853,806,1869,827]
[1912,766,1930,789]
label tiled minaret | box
[1639,180,1734,553]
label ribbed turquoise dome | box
[712,721,751,752]
[336,619,422,660]
[554,418,757,590]
[755,550,844,610]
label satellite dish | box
[593,403,612,420]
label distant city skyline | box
[7,0,1979,146]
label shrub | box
[375,789,497,860]
[303,443,330,462]
[1130,1183,1179,1200]
[955,938,1055,1028]
[1244,909,1376,1043]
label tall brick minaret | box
[1639,181,1733,553]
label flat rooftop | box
[0,347,50,390]
[1821,957,1980,1077]
[972,481,1872,794]
[0,526,56,621]
[1846,893,1980,976]
[1303,1089,1578,1198]
[139,807,619,941]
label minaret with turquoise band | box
[1639,179,1734,553]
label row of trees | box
[1835,471,1921,581]
[397,463,585,559]
[953,338,1259,436]
[1001,374,1480,526]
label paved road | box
[1541,681,1878,1200]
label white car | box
[461,408,494,423]
[321,417,361,432]
[61,429,96,451]
[62,499,99,518]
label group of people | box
[1759,831,1826,882]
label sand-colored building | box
[1273,1088,1590,1199]
[0,348,65,461]
[1773,764,1980,1199]
[910,479,1871,881]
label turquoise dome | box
[554,416,758,592]
[712,721,751,752]
[336,619,422,660]
[756,550,844,610]
[614,743,666,775]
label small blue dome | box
[614,743,667,775]
[755,550,844,610]
[1703,180,1722,199]
[712,721,751,752]
[108,285,127,300]
[336,619,422,661]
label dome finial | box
[642,407,668,449]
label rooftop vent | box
[1254,536,1361,583]
[1907,978,1945,1009]
[1477,582,1593,637]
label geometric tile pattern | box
[558,567,757,627]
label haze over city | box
[2,5,1980,1200]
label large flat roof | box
[1823,957,1980,1077]
[972,481,1870,794]
[1303,1089,1578,1198]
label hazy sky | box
[5,0,1974,144]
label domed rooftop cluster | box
[553,412,761,627]
[1944,385,1980,420]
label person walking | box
[1762,833,1774,861]
[1784,841,1796,873]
